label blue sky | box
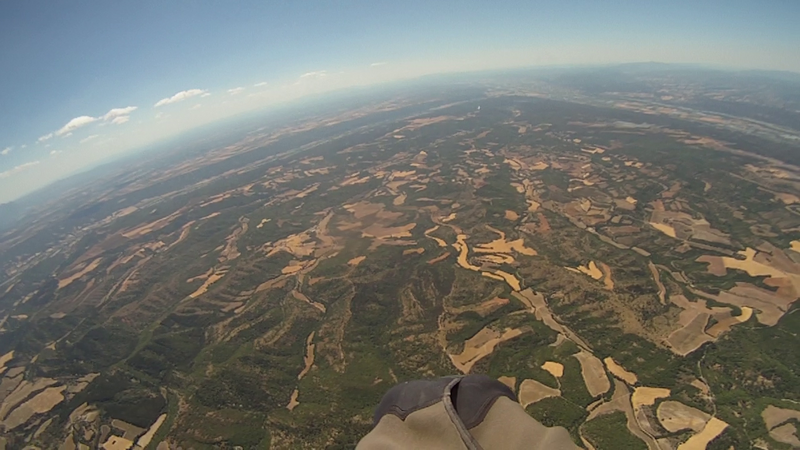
[1,0,799,203]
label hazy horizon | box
[2,0,799,203]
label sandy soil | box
[541,361,564,378]
[0,351,13,372]
[454,234,481,271]
[427,252,450,265]
[573,261,603,280]
[298,332,316,380]
[340,174,371,186]
[498,376,517,392]
[657,401,710,433]
[504,210,519,221]
[282,264,305,275]
[135,414,167,449]
[348,256,366,266]
[512,289,591,348]
[291,290,326,313]
[669,314,713,355]
[449,327,524,374]
[488,270,521,291]
[667,294,748,353]
[598,262,615,290]
[267,232,317,258]
[574,351,610,397]
[705,307,752,337]
[103,436,135,450]
[424,226,448,247]
[111,419,146,440]
[693,284,790,326]
[677,417,727,450]
[441,212,457,223]
[511,289,539,312]
[58,258,103,290]
[188,269,227,299]
[650,222,677,238]
[0,378,58,420]
[631,387,670,410]
[393,192,407,206]
[402,247,425,255]
[286,389,301,412]
[3,385,66,430]
[518,379,561,408]
[473,227,537,256]
[762,405,800,430]
[120,209,184,239]
[587,379,628,421]
[362,222,416,239]
[219,220,248,262]
[604,357,638,385]
[769,423,800,447]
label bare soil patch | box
[58,258,103,290]
[291,290,326,313]
[604,357,638,385]
[498,376,516,392]
[427,252,450,265]
[574,351,610,397]
[666,313,713,356]
[2,386,66,430]
[449,327,524,374]
[677,417,727,450]
[135,414,167,450]
[657,401,710,433]
[298,332,316,380]
[518,379,560,408]
[631,387,670,410]
[287,389,300,411]
[348,256,366,266]
[762,405,800,430]
[769,423,800,447]
[541,361,564,378]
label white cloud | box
[154,89,208,107]
[38,133,53,143]
[295,70,330,86]
[56,116,98,137]
[370,62,388,67]
[228,87,245,95]
[49,150,62,156]
[191,104,202,110]
[1,147,11,156]
[103,106,137,121]
[111,116,130,125]
[200,92,211,97]
[20,144,26,149]
[299,70,328,79]
[254,81,268,87]
[80,135,99,144]
[0,161,40,179]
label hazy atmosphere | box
[1,0,799,202]
[2,2,800,450]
